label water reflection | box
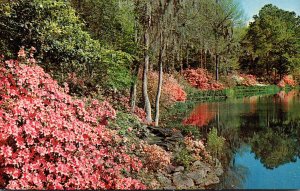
[182,103,216,127]
[184,90,300,188]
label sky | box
[239,0,300,22]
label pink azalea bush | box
[277,75,296,88]
[183,69,224,90]
[0,50,146,189]
[239,74,258,86]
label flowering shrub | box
[163,74,187,102]
[182,103,215,127]
[184,136,211,161]
[277,75,296,88]
[140,143,171,171]
[137,71,186,109]
[183,69,224,90]
[239,74,258,86]
[0,52,145,189]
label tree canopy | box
[240,4,300,81]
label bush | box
[183,68,224,90]
[174,146,194,169]
[239,74,258,86]
[140,143,171,171]
[207,128,225,159]
[277,75,296,88]
[0,55,145,189]
[137,71,186,109]
[0,0,132,94]
[184,136,211,161]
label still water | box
[184,90,300,189]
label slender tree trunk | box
[204,49,207,69]
[155,33,165,126]
[130,61,139,112]
[186,46,189,69]
[199,49,203,68]
[130,20,139,113]
[180,46,183,74]
[143,2,152,123]
[215,54,219,81]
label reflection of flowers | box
[277,90,297,111]
[182,103,215,127]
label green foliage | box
[70,0,138,55]
[174,146,195,169]
[0,0,133,94]
[109,111,141,136]
[101,50,133,90]
[207,128,225,158]
[240,4,300,81]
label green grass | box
[187,85,282,102]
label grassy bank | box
[186,85,282,102]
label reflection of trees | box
[251,128,298,169]
[211,91,300,188]
[216,162,249,189]
[182,91,300,171]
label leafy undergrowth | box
[183,68,224,90]
[0,51,146,189]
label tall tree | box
[240,4,300,81]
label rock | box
[146,126,184,150]
[203,172,220,186]
[174,166,184,172]
[192,160,206,168]
[166,164,176,174]
[192,160,211,173]
[173,173,195,188]
[215,166,224,176]
[215,159,224,176]
[186,169,207,185]
[163,186,176,190]
[157,172,172,187]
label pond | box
[183,90,300,189]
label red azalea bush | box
[183,69,224,90]
[277,75,296,88]
[0,52,146,189]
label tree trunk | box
[186,46,189,69]
[130,61,139,113]
[215,54,219,81]
[130,20,139,113]
[204,49,207,69]
[179,46,183,74]
[154,33,165,126]
[199,49,203,68]
[142,2,152,123]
